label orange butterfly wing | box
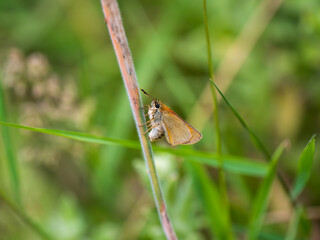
[161,106,202,146]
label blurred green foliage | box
[0,0,319,239]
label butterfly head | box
[150,99,161,110]
[148,99,163,123]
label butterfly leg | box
[138,118,154,127]
[140,105,150,110]
[143,124,160,135]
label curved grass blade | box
[291,135,316,200]
[163,147,268,177]
[209,79,270,159]
[235,224,288,240]
[0,121,140,148]
[247,141,287,240]
[0,77,21,206]
[210,79,297,208]
[0,121,269,177]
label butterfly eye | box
[155,102,160,108]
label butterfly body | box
[146,98,202,146]
[147,100,165,141]
[148,125,165,141]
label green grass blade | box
[203,0,232,237]
[235,224,288,240]
[291,135,316,200]
[209,79,271,159]
[167,148,268,177]
[0,189,55,240]
[209,79,296,208]
[247,141,287,240]
[0,121,269,177]
[285,205,303,240]
[0,121,141,148]
[187,161,228,239]
[0,78,21,206]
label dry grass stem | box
[100,0,177,239]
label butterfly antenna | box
[141,89,151,98]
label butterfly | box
[141,89,202,146]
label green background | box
[0,0,319,239]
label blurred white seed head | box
[3,48,24,88]
[2,48,96,167]
[26,53,50,81]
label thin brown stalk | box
[100,0,177,239]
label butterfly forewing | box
[161,111,192,146]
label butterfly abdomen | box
[149,125,165,142]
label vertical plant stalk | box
[0,73,21,206]
[100,0,177,239]
[203,0,232,238]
